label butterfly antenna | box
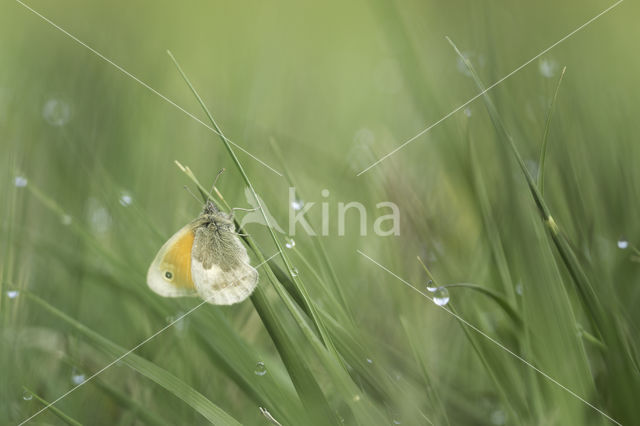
[211,168,226,193]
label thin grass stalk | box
[22,291,243,425]
[22,386,82,426]
[166,52,339,358]
[168,54,389,422]
[269,137,354,323]
[538,67,566,194]
[446,37,606,337]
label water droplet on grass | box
[6,290,19,299]
[119,192,133,207]
[290,267,299,277]
[433,287,450,306]
[43,99,71,126]
[490,409,507,425]
[425,280,437,292]
[71,368,85,385]
[366,358,373,364]
[456,51,485,76]
[14,176,27,187]
[87,198,111,234]
[22,390,33,401]
[254,362,267,376]
[515,283,523,295]
[617,239,629,249]
[285,238,296,249]
[539,58,558,78]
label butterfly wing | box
[147,223,199,298]
[191,225,258,305]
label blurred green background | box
[2,0,639,425]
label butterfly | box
[147,193,258,305]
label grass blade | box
[22,386,82,426]
[538,66,567,194]
[22,291,242,426]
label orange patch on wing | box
[162,229,196,289]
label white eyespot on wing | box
[147,224,199,298]
[191,255,259,305]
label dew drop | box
[87,197,112,234]
[525,159,539,180]
[22,390,33,401]
[43,99,71,126]
[425,280,437,292]
[71,368,85,385]
[617,239,629,249]
[290,267,299,277]
[14,176,28,187]
[393,420,401,425]
[254,361,267,376]
[366,358,373,364]
[285,238,296,249]
[433,287,450,306]
[490,409,507,425]
[291,199,304,211]
[6,290,19,299]
[456,51,485,76]
[119,192,133,207]
[515,283,523,295]
[61,214,72,226]
[539,58,558,78]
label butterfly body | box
[147,201,258,305]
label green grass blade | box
[22,386,82,426]
[166,52,341,366]
[447,36,638,423]
[538,66,566,194]
[446,36,606,335]
[22,291,242,426]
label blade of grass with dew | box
[174,163,340,423]
[22,386,82,426]
[446,36,606,336]
[166,52,343,372]
[267,259,408,412]
[168,45,391,420]
[20,174,307,423]
[269,137,354,323]
[419,260,525,423]
[22,291,242,425]
[448,36,638,423]
[442,283,522,329]
[418,255,522,327]
[538,66,566,195]
[189,307,306,425]
[176,162,386,424]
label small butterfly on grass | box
[147,171,258,305]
